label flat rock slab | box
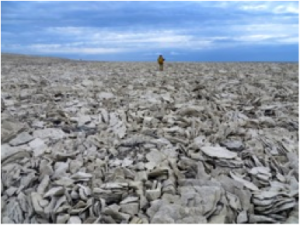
[98,92,115,100]
[1,120,26,144]
[1,144,29,161]
[9,132,34,146]
[33,128,65,140]
[200,146,237,159]
[220,140,244,151]
[28,138,48,157]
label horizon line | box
[1,52,299,63]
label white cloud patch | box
[46,27,191,45]
[170,51,181,55]
[273,4,299,14]
[276,37,299,44]
[7,22,297,55]
[228,1,299,14]
[42,27,210,52]
[3,43,125,54]
[240,4,269,11]
[29,44,126,54]
[234,35,274,42]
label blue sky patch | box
[1,1,299,61]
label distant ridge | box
[1,52,74,64]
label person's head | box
[159,55,162,57]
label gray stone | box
[31,121,44,129]
[2,120,25,144]
[19,90,31,100]
[180,185,221,215]
[237,210,248,223]
[178,216,207,223]
[146,149,165,165]
[31,192,44,216]
[1,144,30,162]
[284,216,300,225]
[68,216,81,224]
[29,138,45,149]
[33,128,65,140]
[98,92,115,100]
[221,140,244,151]
[28,138,47,157]
[161,193,180,204]
[120,196,139,205]
[57,214,70,223]
[9,132,34,146]
[0,196,6,215]
[81,79,94,87]
[208,205,227,223]
[1,181,3,195]
[3,99,15,106]
[2,216,14,224]
[151,216,175,223]
[120,203,139,215]
[77,115,91,127]
[146,188,161,201]
[284,206,299,224]
[1,98,5,111]
[5,187,18,196]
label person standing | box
[157,55,165,71]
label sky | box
[1,1,299,62]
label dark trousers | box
[159,64,163,71]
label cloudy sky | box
[1,1,299,61]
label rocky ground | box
[1,53,299,223]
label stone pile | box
[1,54,298,223]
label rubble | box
[1,54,298,223]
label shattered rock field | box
[1,53,299,223]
